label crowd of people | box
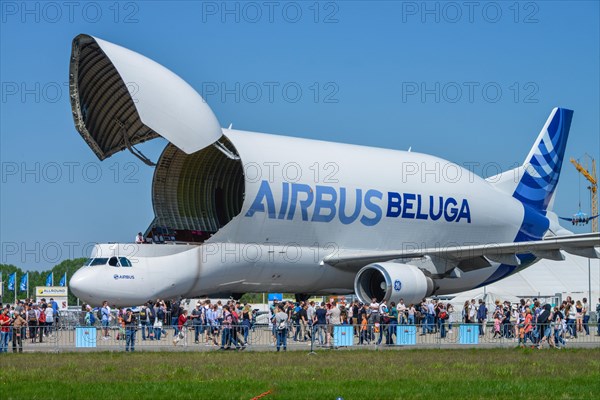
[1,296,599,353]
[148,296,600,351]
[0,298,60,353]
[480,296,596,348]
[84,298,257,352]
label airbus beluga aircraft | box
[68,34,600,306]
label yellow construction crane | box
[570,155,598,232]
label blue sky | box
[1,1,599,271]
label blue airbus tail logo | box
[513,108,573,212]
[245,180,471,226]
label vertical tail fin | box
[512,107,574,212]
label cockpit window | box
[90,258,109,266]
[84,258,93,266]
[108,257,119,267]
[119,257,132,267]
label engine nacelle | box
[354,262,434,306]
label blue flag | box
[19,273,28,292]
[7,272,16,291]
[46,272,53,287]
[59,272,67,287]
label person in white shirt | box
[369,298,380,324]
[397,299,407,324]
[45,306,54,336]
[378,300,388,315]
[135,232,144,244]
[468,299,477,322]
[426,300,435,334]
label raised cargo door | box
[69,34,222,161]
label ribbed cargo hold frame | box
[69,34,223,161]
[152,138,244,233]
[69,35,160,160]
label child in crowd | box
[517,309,526,346]
[359,313,369,345]
[493,313,502,338]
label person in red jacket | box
[173,310,188,346]
[0,308,11,353]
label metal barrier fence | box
[1,321,599,352]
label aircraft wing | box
[323,233,600,270]
[558,216,575,222]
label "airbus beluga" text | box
[245,180,471,226]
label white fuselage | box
[70,129,537,306]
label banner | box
[59,272,67,287]
[19,273,28,292]
[36,287,68,297]
[36,287,68,310]
[45,272,53,287]
[7,272,16,291]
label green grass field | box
[1,349,599,399]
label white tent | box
[449,254,600,305]
[450,290,519,308]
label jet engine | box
[354,262,434,305]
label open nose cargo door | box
[69,34,222,161]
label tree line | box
[0,258,86,306]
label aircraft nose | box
[69,268,97,303]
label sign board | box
[36,286,68,309]
[459,324,479,345]
[333,325,354,347]
[267,293,283,302]
[396,325,417,345]
[76,327,97,348]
